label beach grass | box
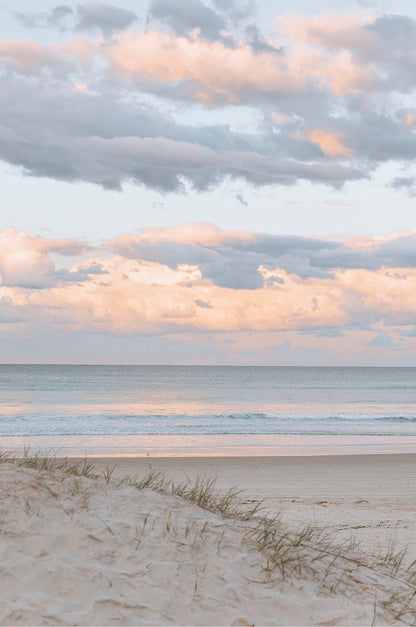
[2,448,416,624]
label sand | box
[92,453,416,558]
[1,453,416,625]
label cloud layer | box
[0,3,415,192]
[2,225,416,343]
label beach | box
[2,451,416,625]
[3,0,416,618]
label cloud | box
[0,72,365,192]
[2,9,416,193]
[148,0,228,42]
[405,112,416,128]
[275,13,377,58]
[4,224,416,314]
[300,327,346,338]
[3,226,416,340]
[14,2,138,36]
[0,40,71,73]
[367,330,393,348]
[0,295,29,323]
[275,13,416,94]
[235,193,248,206]
[304,129,353,158]
[102,29,367,102]
[244,23,283,54]
[108,223,416,288]
[108,224,341,287]
[0,228,92,288]
[390,176,416,196]
[14,6,73,30]
[148,0,255,46]
[212,0,255,23]
[20,258,416,334]
[194,299,213,308]
[76,2,138,36]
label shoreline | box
[4,433,416,458]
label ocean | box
[1,365,416,456]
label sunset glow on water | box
[2,365,416,456]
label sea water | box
[1,365,416,456]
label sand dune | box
[1,454,416,625]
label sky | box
[1,0,416,365]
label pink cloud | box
[274,13,378,55]
[0,28,377,102]
[34,265,336,333]
[98,20,378,100]
[405,112,416,128]
[3,224,416,350]
[303,129,353,157]
[338,268,416,325]
[3,225,416,336]
[1,12,412,107]
[345,227,416,251]
[0,228,55,288]
[17,260,416,335]
[0,228,90,288]
[102,30,309,104]
[110,223,255,249]
[0,39,69,72]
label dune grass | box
[2,448,416,624]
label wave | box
[2,411,415,421]
[1,411,416,437]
